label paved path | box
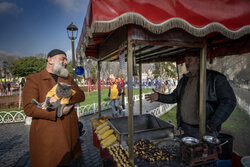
[0,123,29,167]
[0,100,161,167]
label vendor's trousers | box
[181,122,218,139]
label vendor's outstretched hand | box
[145,89,159,103]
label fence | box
[0,84,178,124]
[0,93,175,124]
[0,110,26,124]
[0,85,23,109]
[76,93,152,117]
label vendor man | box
[145,53,236,138]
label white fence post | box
[18,84,22,109]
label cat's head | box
[56,82,72,98]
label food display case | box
[91,114,221,167]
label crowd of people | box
[0,79,25,96]
[21,49,236,166]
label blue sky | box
[0,0,89,60]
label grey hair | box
[52,62,69,77]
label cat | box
[32,82,76,118]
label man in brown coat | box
[23,49,85,167]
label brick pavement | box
[0,123,29,167]
[0,100,161,167]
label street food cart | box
[77,0,250,166]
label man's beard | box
[52,62,69,77]
[186,64,199,74]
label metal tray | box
[107,114,174,146]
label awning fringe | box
[92,12,250,39]
[78,12,250,58]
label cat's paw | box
[57,109,63,118]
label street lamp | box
[67,22,78,80]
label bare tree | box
[100,61,120,79]
[36,53,46,59]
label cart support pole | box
[199,43,207,141]
[139,62,142,115]
[97,61,101,117]
[127,26,134,166]
[176,61,180,81]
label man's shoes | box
[119,109,126,117]
[78,121,86,136]
[80,129,86,136]
[112,113,118,118]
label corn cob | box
[97,125,110,134]
[96,122,108,131]
[99,119,106,123]
[102,115,112,119]
[92,121,101,129]
[101,134,116,145]
[101,129,114,140]
[102,134,117,148]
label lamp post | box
[67,22,78,80]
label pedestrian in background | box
[117,76,125,109]
[108,76,122,118]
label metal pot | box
[203,135,220,145]
[181,137,199,146]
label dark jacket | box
[157,70,236,132]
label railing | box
[0,86,177,124]
[149,103,177,117]
[76,93,152,117]
[76,101,112,117]
[0,110,26,124]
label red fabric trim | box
[91,0,250,30]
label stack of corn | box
[90,115,112,129]
[94,119,118,148]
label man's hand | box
[50,96,57,103]
[42,103,46,110]
[145,89,159,103]
[62,105,74,115]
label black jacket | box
[157,70,236,132]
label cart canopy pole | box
[199,43,207,140]
[127,26,134,166]
[97,61,101,117]
[176,61,180,81]
[139,62,142,115]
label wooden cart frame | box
[77,0,250,165]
